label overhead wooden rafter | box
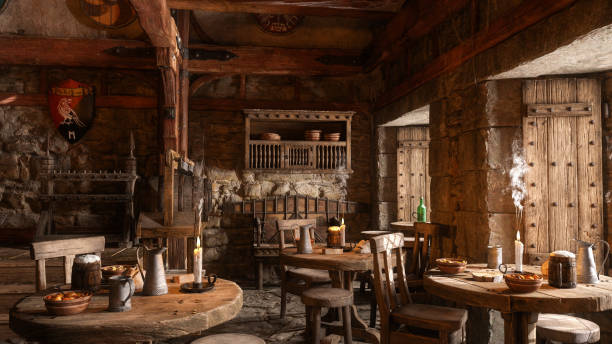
[365,0,470,70]
[167,0,403,19]
[375,0,578,110]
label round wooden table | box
[10,278,243,344]
[423,264,612,344]
[280,247,380,344]
[389,221,414,232]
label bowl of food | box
[436,258,467,274]
[44,290,92,316]
[101,265,137,279]
[472,269,504,282]
[503,272,543,293]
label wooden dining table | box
[280,247,380,344]
[423,264,612,344]
[10,278,243,344]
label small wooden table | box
[10,279,243,344]
[280,247,379,344]
[423,264,612,344]
[389,221,414,232]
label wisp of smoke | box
[510,140,528,225]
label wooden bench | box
[31,236,105,291]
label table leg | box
[502,312,538,344]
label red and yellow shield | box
[48,79,95,143]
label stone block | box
[488,213,518,263]
[484,79,523,128]
[455,211,489,261]
[429,139,449,177]
[486,169,515,213]
[430,176,451,212]
[458,130,487,171]
[429,100,447,139]
[486,127,521,170]
[377,153,397,178]
[460,171,488,212]
[0,152,19,180]
[377,177,396,203]
[376,126,397,154]
[374,202,396,229]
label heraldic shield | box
[48,79,95,143]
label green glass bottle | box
[416,197,427,222]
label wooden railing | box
[248,140,348,172]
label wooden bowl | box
[504,273,543,293]
[260,133,281,141]
[436,258,467,274]
[101,265,138,279]
[44,291,92,316]
[323,133,341,141]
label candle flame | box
[341,218,344,225]
[196,236,201,248]
[516,230,521,241]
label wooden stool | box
[191,333,266,344]
[302,287,353,344]
[537,314,600,343]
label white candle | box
[515,230,523,272]
[340,218,346,247]
[194,236,202,285]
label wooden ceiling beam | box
[189,97,368,113]
[366,0,470,70]
[167,0,399,19]
[187,44,362,75]
[0,35,156,70]
[129,0,180,58]
[375,0,577,110]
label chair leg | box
[341,306,352,344]
[257,261,264,290]
[369,291,377,328]
[280,282,287,319]
[312,307,321,344]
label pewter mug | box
[108,275,135,312]
[575,239,610,284]
[142,247,168,296]
[298,224,313,254]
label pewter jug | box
[574,239,610,284]
[108,275,135,312]
[141,247,168,295]
[298,224,313,254]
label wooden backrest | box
[31,236,106,260]
[370,233,411,322]
[276,219,317,250]
[407,222,447,278]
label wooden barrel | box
[71,254,101,292]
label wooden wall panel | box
[397,126,430,222]
[523,79,603,264]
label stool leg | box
[342,306,352,344]
[280,283,287,319]
[312,307,321,344]
[369,291,377,328]
[305,305,312,338]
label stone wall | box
[429,79,521,262]
[0,66,160,243]
[186,74,372,279]
[372,126,397,230]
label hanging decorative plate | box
[79,0,137,29]
[254,14,303,34]
[0,0,9,15]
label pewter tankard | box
[142,247,168,296]
[108,275,135,312]
[574,239,610,284]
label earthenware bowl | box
[44,291,92,316]
[436,258,467,274]
[504,273,543,293]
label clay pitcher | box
[142,247,168,296]
[108,276,135,312]
[298,224,313,254]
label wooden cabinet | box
[244,109,354,173]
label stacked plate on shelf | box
[260,133,281,141]
[323,132,341,141]
[304,130,322,141]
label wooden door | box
[523,78,603,265]
[397,126,430,222]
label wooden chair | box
[406,222,451,286]
[536,314,600,344]
[191,334,266,344]
[370,233,467,344]
[302,287,353,344]
[31,236,105,291]
[277,218,331,318]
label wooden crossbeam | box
[189,97,368,112]
[0,93,157,109]
[167,0,401,19]
[129,0,180,58]
[366,0,470,70]
[375,0,577,110]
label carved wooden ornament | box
[254,14,302,34]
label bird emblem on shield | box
[48,79,95,143]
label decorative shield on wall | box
[48,79,95,144]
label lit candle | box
[515,230,523,272]
[194,237,202,285]
[340,218,346,247]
